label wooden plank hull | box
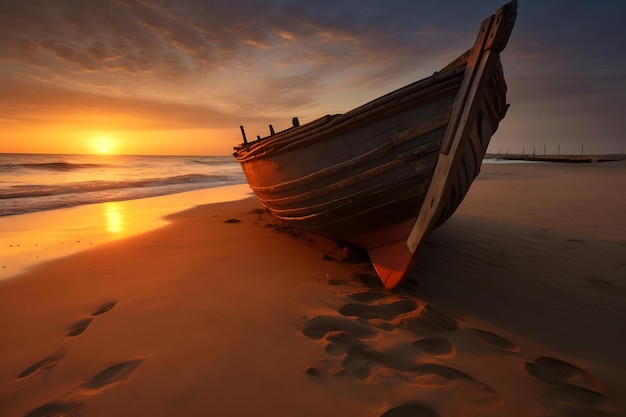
[234,2,517,288]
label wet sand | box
[1,161,625,416]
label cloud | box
[0,0,495,102]
[2,0,626,153]
[0,82,246,130]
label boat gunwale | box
[247,108,453,196]
[234,65,466,161]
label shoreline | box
[484,154,625,164]
[1,161,625,416]
[0,184,252,280]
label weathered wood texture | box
[235,70,465,238]
[233,2,517,288]
[407,1,516,254]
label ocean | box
[0,153,246,216]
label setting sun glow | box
[92,136,117,154]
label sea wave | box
[0,174,228,199]
[0,161,111,172]
[0,154,246,216]
[189,158,235,165]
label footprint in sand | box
[91,300,118,316]
[380,402,440,417]
[348,291,390,303]
[324,332,356,356]
[18,350,66,379]
[24,358,145,417]
[525,357,608,410]
[412,337,454,356]
[303,293,502,411]
[411,363,481,385]
[66,318,93,337]
[81,358,145,392]
[402,305,459,333]
[525,357,596,387]
[407,363,500,405]
[67,300,117,337]
[548,384,609,408]
[302,315,378,340]
[322,331,387,379]
[311,312,428,379]
[470,328,517,351]
[339,299,418,321]
[18,301,118,379]
[318,329,480,388]
[24,399,82,417]
[339,347,382,380]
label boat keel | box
[367,240,416,289]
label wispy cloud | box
[0,82,244,130]
[1,1,625,153]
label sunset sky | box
[1,1,625,156]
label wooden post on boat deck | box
[292,117,300,127]
[239,126,248,144]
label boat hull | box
[237,68,465,239]
[234,2,516,288]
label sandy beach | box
[1,160,625,417]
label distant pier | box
[485,154,625,164]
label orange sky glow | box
[1,1,625,156]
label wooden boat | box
[233,2,517,289]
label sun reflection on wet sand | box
[103,202,125,234]
[0,184,252,280]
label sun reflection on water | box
[103,202,125,234]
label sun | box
[91,136,117,154]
